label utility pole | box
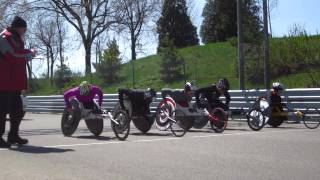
[237,0,245,90]
[263,0,271,89]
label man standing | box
[0,16,37,148]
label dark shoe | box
[0,138,11,148]
[8,135,28,145]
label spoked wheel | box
[209,109,228,133]
[247,108,266,131]
[303,107,320,129]
[85,118,104,137]
[170,109,187,137]
[112,109,130,141]
[61,109,81,137]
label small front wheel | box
[170,109,187,137]
[303,107,320,129]
[112,109,130,141]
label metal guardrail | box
[26,88,320,114]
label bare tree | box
[0,0,29,28]
[116,0,159,87]
[55,12,67,67]
[33,0,120,76]
[32,12,67,86]
[258,0,278,37]
[93,34,108,66]
[34,17,58,85]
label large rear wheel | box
[155,100,174,130]
[247,108,265,131]
[193,116,209,129]
[268,107,284,128]
[61,109,81,137]
[209,109,228,133]
[132,115,154,133]
[85,118,104,137]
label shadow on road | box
[188,129,213,133]
[10,145,74,154]
[264,125,305,130]
[131,132,171,137]
[18,127,113,136]
[74,135,116,141]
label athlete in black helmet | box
[195,78,230,111]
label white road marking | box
[0,128,312,151]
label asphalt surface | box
[0,113,319,180]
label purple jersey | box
[64,85,103,108]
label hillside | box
[32,36,320,95]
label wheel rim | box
[248,110,264,128]
[156,103,173,130]
[112,111,130,141]
[159,106,170,123]
[61,109,80,136]
[114,112,129,133]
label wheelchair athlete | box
[118,88,157,133]
[195,78,231,111]
[64,81,103,114]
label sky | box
[32,0,320,76]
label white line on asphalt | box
[0,128,312,151]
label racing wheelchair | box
[61,98,130,141]
[155,89,228,135]
[246,97,320,131]
[116,88,156,134]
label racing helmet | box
[184,82,196,91]
[149,88,157,98]
[272,82,284,91]
[79,81,92,95]
[217,78,230,91]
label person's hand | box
[30,48,37,57]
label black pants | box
[0,91,23,137]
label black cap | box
[11,16,27,28]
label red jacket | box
[0,28,33,91]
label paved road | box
[0,113,319,180]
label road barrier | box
[27,89,320,115]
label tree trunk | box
[56,14,64,67]
[84,42,92,76]
[47,47,50,78]
[131,34,136,88]
[49,47,55,86]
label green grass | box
[31,37,320,95]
